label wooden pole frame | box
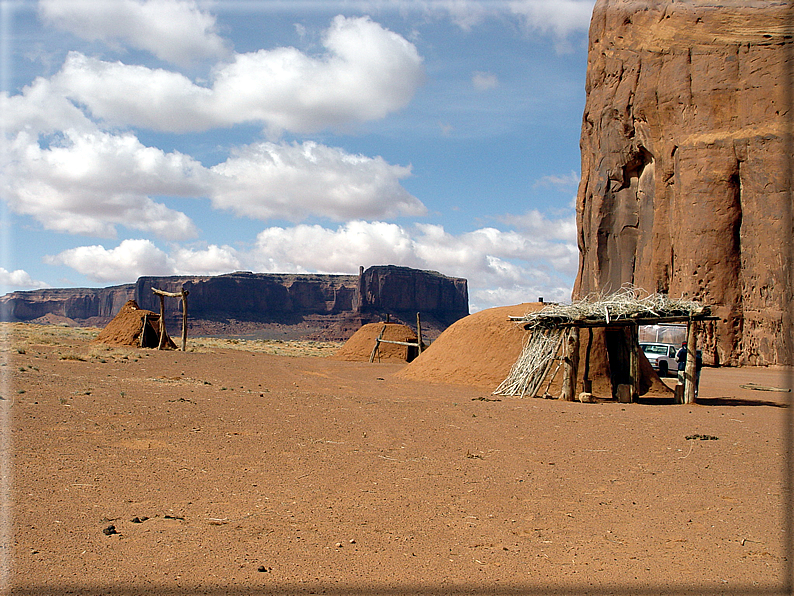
[152,287,190,351]
[369,314,425,363]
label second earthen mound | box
[332,322,421,362]
[397,303,541,389]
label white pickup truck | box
[640,342,678,377]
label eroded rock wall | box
[575,0,793,365]
[0,267,469,340]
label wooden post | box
[582,328,593,393]
[157,293,166,350]
[629,324,639,402]
[416,312,423,354]
[180,288,188,351]
[559,326,580,401]
[683,318,698,404]
[140,313,148,348]
[369,325,386,363]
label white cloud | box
[44,239,240,282]
[2,128,204,239]
[2,107,421,233]
[38,0,230,66]
[472,71,498,91]
[45,239,174,282]
[0,268,50,290]
[250,221,421,274]
[50,16,425,134]
[502,209,577,243]
[210,141,425,221]
[170,244,241,276]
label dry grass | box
[1,322,100,351]
[1,322,341,358]
[188,337,342,358]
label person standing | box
[676,342,687,386]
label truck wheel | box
[659,361,668,377]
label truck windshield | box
[642,345,667,355]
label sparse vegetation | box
[1,322,341,358]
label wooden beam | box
[180,288,188,352]
[629,324,639,402]
[683,318,698,404]
[157,293,166,350]
[140,313,148,348]
[416,312,423,354]
[517,315,719,329]
[369,325,386,363]
[377,339,420,348]
[152,288,185,298]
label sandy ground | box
[4,326,792,595]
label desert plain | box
[4,323,792,595]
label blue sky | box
[1,0,595,311]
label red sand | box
[8,326,790,594]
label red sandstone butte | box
[574,0,793,365]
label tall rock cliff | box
[575,0,792,365]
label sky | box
[0,0,595,312]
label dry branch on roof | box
[511,286,708,330]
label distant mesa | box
[0,265,469,341]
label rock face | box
[0,285,135,324]
[575,0,792,365]
[0,266,469,340]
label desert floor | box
[4,325,792,595]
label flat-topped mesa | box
[0,266,469,340]
[575,0,792,365]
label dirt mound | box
[397,303,672,398]
[29,313,80,327]
[332,322,420,362]
[397,303,541,389]
[92,300,176,349]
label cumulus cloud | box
[38,0,230,66]
[250,221,421,274]
[49,16,425,134]
[45,239,240,282]
[210,141,425,221]
[2,128,204,239]
[45,239,174,282]
[500,209,577,244]
[2,112,422,234]
[0,268,50,290]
